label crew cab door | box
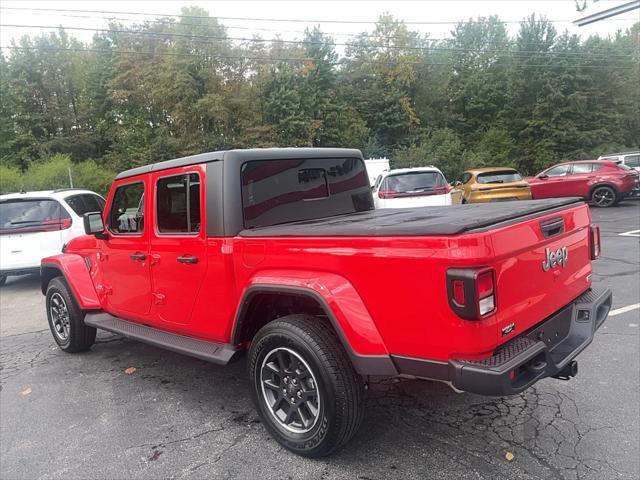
[101,179,152,318]
[149,167,207,326]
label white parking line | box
[618,229,640,237]
[609,303,640,317]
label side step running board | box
[84,312,239,365]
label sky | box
[0,0,638,49]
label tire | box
[591,185,617,208]
[248,314,364,457]
[45,276,96,352]
[0,274,6,287]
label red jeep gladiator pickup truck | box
[41,148,612,457]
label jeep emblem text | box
[542,246,568,272]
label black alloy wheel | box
[49,292,71,342]
[591,185,617,208]
[248,314,363,457]
[260,347,321,433]
[45,277,96,352]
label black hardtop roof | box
[115,147,363,180]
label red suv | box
[527,160,640,207]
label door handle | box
[177,255,198,264]
[129,252,146,261]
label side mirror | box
[84,212,108,239]
[453,180,462,187]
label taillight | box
[431,186,449,195]
[452,280,466,306]
[476,270,495,316]
[589,224,601,260]
[447,267,496,320]
[378,190,398,199]
[40,218,73,231]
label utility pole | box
[68,167,74,188]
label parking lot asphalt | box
[1,202,638,480]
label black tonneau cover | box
[239,198,583,237]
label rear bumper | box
[622,187,640,198]
[468,191,532,203]
[392,288,612,396]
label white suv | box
[598,151,640,197]
[597,151,640,171]
[0,189,105,285]
[372,167,452,209]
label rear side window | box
[241,157,372,229]
[476,171,522,183]
[65,194,105,216]
[109,182,145,234]
[625,155,640,168]
[571,164,593,174]
[156,173,201,234]
[381,171,446,193]
[0,199,70,233]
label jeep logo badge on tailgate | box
[542,246,568,272]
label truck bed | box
[239,198,582,237]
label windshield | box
[476,171,523,184]
[0,199,69,232]
[381,172,446,193]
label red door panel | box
[100,178,152,319]
[149,167,209,327]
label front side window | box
[544,165,570,177]
[461,173,472,184]
[156,173,201,234]
[109,182,145,234]
[241,157,372,229]
[476,170,523,184]
[571,164,593,175]
[65,194,105,216]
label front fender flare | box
[234,270,397,376]
[41,254,101,310]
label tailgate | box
[0,230,62,270]
[488,203,592,344]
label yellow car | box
[451,167,532,204]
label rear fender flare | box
[233,271,397,376]
[41,254,101,310]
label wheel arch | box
[589,182,619,199]
[232,284,397,376]
[41,255,101,310]
[41,264,62,295]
